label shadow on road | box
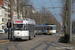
[58,36,66,43]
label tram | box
[35,25,56,35]
[13,18,36,40]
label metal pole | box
[8,28,9,39]
[68,0,72,43]
[40,14,41,24]
[10,0,12,40]
[41,10,42,24]
[40,11,42,24]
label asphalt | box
[0,33,10,44]
[17,32,75,50]
[0,32,75,50]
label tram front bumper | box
[13,36,29,40]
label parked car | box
[0,29,5,34]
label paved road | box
[0,33,75,50]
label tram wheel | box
[29,36,31,40]
[34,35,35,37]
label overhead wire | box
[35,0,52,8]
[34,7,62,9]
[35,0,61,21]
[35,0,62,10]
[50,0,61,20]
[36,0,42,7]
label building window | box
[5,14,8,17]
[8,9,10,12]
[5,8,8,12]
[2,26,4,29]
[2,18,4,21]
[4,3,8,7]
[8,14,11,18]
[8,4,10,8]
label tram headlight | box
[20,34,22,36]
[15,34,17,35]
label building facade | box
[0,0,25,29]
[0,0,12,29]
[0,5,5,29]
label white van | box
[0,29,5,34]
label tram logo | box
[17,32,19,34]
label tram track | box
[0,40,23,50]
[0,33,72,50]
[15,43,23,50]
[31,33,71,50]
[31,34,58,50]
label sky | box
[31,0,75,23]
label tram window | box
[53,27,56,30]
[13,24,23,30]
[28,24,34,30]
[47,27,53,30]
[51,27,53,30]
[47,27,50,30]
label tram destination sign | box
[15,21,23,23]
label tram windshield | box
[13,24,24,30]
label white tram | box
[35,25,56,35]
[13,18,36,40]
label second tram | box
[35,25,56,35]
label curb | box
[0,40,10,44]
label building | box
[3,0,11,20]
[0,0,25,28]
[0,0,12,29]
[13,0,17,19]
[0,5,5,29]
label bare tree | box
[22,0,30,5]
[60,0,74,33]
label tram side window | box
[25,24,28,30]
[53,27,56,30]
[28,24,34,30]
[47,27,52,30]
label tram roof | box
[35,25,56,27]
[13,18,36,25]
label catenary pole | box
[68,0,72,43]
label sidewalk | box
[0,33,10,44]
[53,32,75,50]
